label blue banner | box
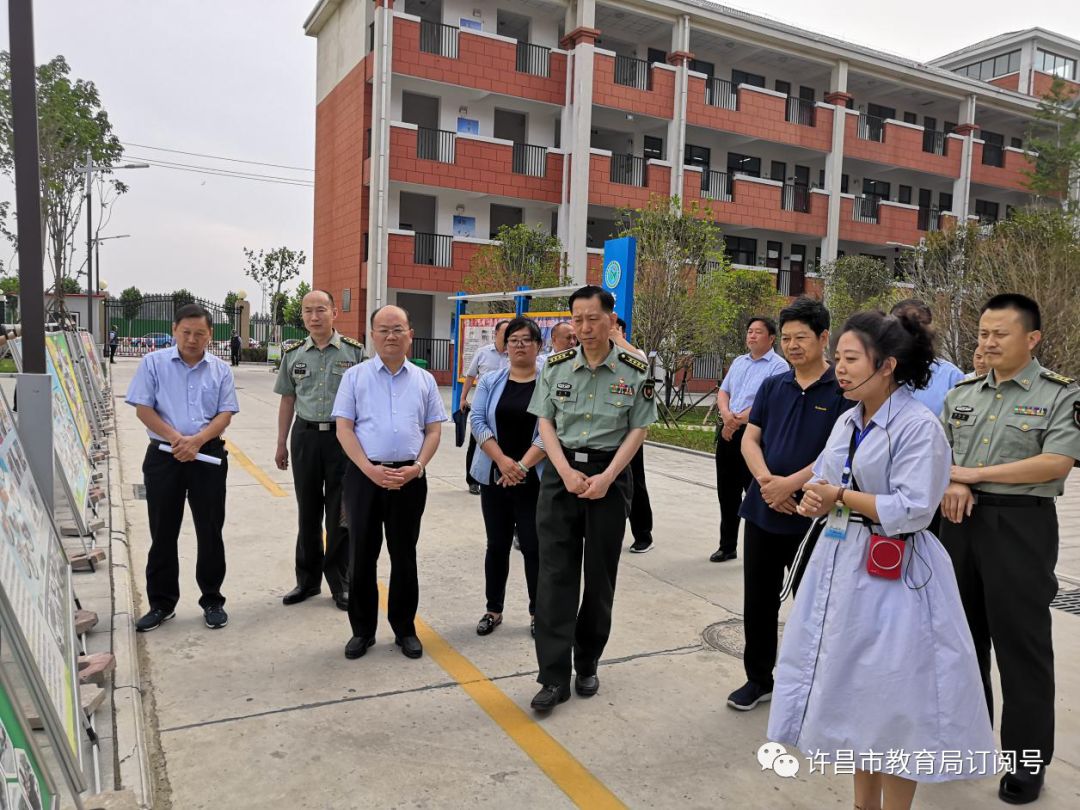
[601,236,637,339]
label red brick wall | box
[593,54,675,119]
[684,172,828,238]
[970,141,1035,192]
[393,17,565,105]
[588,153,671,209]
[389,126,563,203]
[313,59,368,340]
[989,73,1021,92]
[685,78,833,152]
[1031,71,1080,100]
[843,114,962,179]
[386,233,484,292]
[838,198,921,246]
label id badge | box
[823,504,851,540]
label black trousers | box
[742,521,804,688]
[628,446,653,544]
[939,500,1058,770]
[480,476,539,614]
[715,426,751,554]
[230,348,240,366]
[291,421,351,595]
[534,458,633,686]
[465,432,478,486]
[142,439,228,612]
[109,344,117,363]
[343,462,428,638]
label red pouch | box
[867,534,906,580]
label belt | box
[973,492,1053,508]
[296,418,334,432]
[848,512,874,526]
[368,459,416,468]
[561,446,617,464]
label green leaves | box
[463,224,564,313]
[119,286,142,321]
[1024,77,1080,202]
[242,246,307,323]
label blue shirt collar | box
[747,348,779,364]
[848,386,914,431]
[371,354,411,377]
[168,345,209,369]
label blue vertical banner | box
[602,236,637,339]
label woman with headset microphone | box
[767,311,995,810]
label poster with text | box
[43,334,93,453]
[456,311,570,382]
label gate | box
[103,294,241,359]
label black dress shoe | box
[332,592,349,611]
[531,683,571,711]
[282,586,321,605]
[395,635,423,659]
[709,549,737,562]
[999,768,1045,805]
[344,636,375,659]
[574,674,599,697]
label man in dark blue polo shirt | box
[727,297,854,711]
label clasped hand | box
[757,473,798,514]
[560,467,613,500]
[364,462,419,490]
[495,455,526,487]
[797,480,839,518]
[171,435,202,463]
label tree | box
[821,255,903,333]
[695,267,786,367]
[171,288,195,312]
[282,281,311,329]
[0,53,125,307]
[462,224,564,312]
[270,292,289,326]
[119,285,142,321]
[243,246,305,325]
[223,290,239,315]
[1024,77,1080,203]
[59,277,81,294]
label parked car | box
[139,332,172,349]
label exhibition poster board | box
[455,311,570,382]
[0,672,58,810]
[43,335,93,454]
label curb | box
[644,440,714,459]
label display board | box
[43,335,93,454]
[74,332,107,406]
[0,390,83,793]
[455,311,570,382]
[0,673,57,810]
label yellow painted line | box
[223,438,288,497]
[378,586,626,809]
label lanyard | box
[841,422,875,487]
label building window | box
[732,69,765,88]
[898,185,912,205]
[1011,137,1023,149]
[975,199,1000,224]
[342,288,352,312]
[1037,49,1077,80]
[955,50,1020,81]
[643,135,664,161]
[727,152,761,178]
[725,236,757,266]
[689,58,714,76]
[903,112,918,125]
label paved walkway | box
[111,359,1080,809]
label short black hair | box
[174,303,213,331]
[779,297,830,336]
[504,316,542,344]
[747,316,777,337]
[569,285,615,313]
[982,293,1041,332]
[616,317,627,331]
[890,298,932,326]
[370,305,412,328]
[839,310,936,389]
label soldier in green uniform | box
[527,285,657,712]
[274,290,366,611]
[939,294,1080,806]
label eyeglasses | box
[506,338,536,348]
[374,327,408,337]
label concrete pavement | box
[111,358,1080,809]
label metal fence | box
[515,41,551,77]
[917,206,942,232]
[614,54,651,90]
[412,337,452,371]
[414,232,453,267]
[701,170,732,201]
[852,195,880,223]
[249,316,308,347]
[610,153,647,186]
[781,183,810,213]
[785,96,815,127]
[103,294,239,359]
[922,129,947,155]
[857,114,886,142]
[417,127,456,163]
[705,78,737,110]
[419,19,458,58]
[692,352,725,381]
[512,143,548,177]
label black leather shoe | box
[531,683,571,711]
[710,549,737,562]
[574,674,599,697]
[999,768,1045,805]
[332,592,349,611]
[395,635,423,659]
[282,586,321,605]
[344,636,375,659]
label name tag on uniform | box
[1013,405,1047,417]
[292,363,308,379]
[950,412,971,422]
[823,504,851,540]
[555,382,572,398]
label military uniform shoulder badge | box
[953,374,985,387]
[284,341,303,353]
[618,352,647,373]
[642,378,655,400]
[547,348,577,366]
[341,335,365,350]
[1041,370,1076,386]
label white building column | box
[667,15,692,200]
[1018,40,1037,95]
[821,60,850,264]
[366,0,395,351]
[952,95,978,221]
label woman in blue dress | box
[768,311,995,810]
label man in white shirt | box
[460,320,509,494]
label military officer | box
[939,294,1080,806]
[528,285,656,713]
[275,289,365,611]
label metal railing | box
[610,154,647,186]
[411,337,452,371]
[705,78,737,110]
[857,114,886,142]
[852,195,880,223]
[922,129,947,155]
[419,19,458,58]
[692,352,725,381]
[512,143,548,177]
[917,206,942,232]
[413,232,453,267]
[516,41,551,77]
[982,142,1004,167]
[614,54,651,90]
[785,96,815,127]
[781,183,810,213]
[701,170,732,201]
[776,267,807,296]
[416,127,456,162]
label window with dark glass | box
[727,152,761,177]
[1011,137,1023,149]
[775,80,791,96]
[898,185,912,205]
[732,69,765,88]
[975,199,1000,223]
[689,59,714,76]
[725,236,758,266]
[643,135,664,161]
[770,161,787,182]
[903,112,917,124]
[955,50,1020,80]
[684,144,710,168]
[647,48,667,65]
[799,86,815,101]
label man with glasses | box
[275,290,365,611]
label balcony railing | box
[776,267,806,296]
[411,337,452,371]
[852,195,880,224]
[922,129,947,156]
[614,54,651,91]
[610,154,647,186]
[781,183,810,213]
[701,170,732,201]
[857,114,886,142]
[982,142,1005,168]
[416,127,456,163]
[705,78,737,110]
[917,206,942,232]
[413,232,453,267]
[419,19,458,59]
[515,41,551,77]
[785,97,815,127]
[512,143,548,177]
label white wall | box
[391,84,559,145]
[315,0,370,104]
[441,0,562,49]
[390,187,555,238]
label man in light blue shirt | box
[333,304,446,661]
[891,299,965,417]
[125,304,239,633]
[712,317,789,562]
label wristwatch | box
[415,461,426,478]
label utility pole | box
[85,149,94,339]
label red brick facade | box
[843,114,962,179]
[838,198,921,246]
[685,172,828,238]
[593,54,676,119]
[989,73,1021,92]
[1031,70,1080,100]
[686,79,833,152]
[970,141,1036,192]
[588,153,672,209]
